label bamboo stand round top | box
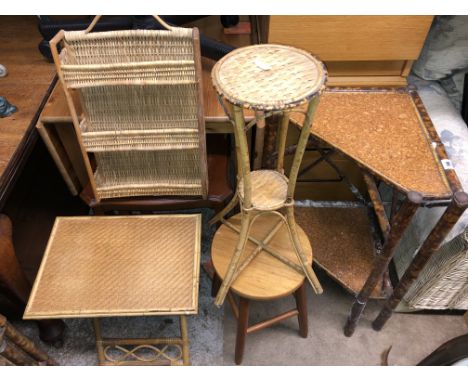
[212,44,327,111]
[212,213,312,300]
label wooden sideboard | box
[261,16,433,86]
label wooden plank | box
[0,16,55,190]
[268,16,433,61]
[326,75,408,87]
[326,61,406,77]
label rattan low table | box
[24,214,201,366]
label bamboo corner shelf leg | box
[344,191,423,337]
[372,191,468,331]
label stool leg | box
[179,316,190,365]
[294,283,308,338]
[211,272,222,298]
[235,297,250,365]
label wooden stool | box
[24,215,201,366]
[210,44,327,306]
[211,213,312,365]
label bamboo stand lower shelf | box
[24,214,202,366]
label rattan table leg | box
[179,316,190,366]
[344,192,422,337]
[92,318,106,365]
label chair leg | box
[235,297,250,365]
[294,283,308,338]
[285,206,323,294]
[211,272,222,298]
[209,194,238,225]
[215,211,252,307]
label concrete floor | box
[222,271,467,365]
[12,210,468,366]
[14,268,467,366]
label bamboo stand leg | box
[372,191,468,331]
[235,297,250,365]
[253,111,265,170]
[179,315,190,366]
[285,206,323,294]
[215,211,253,307]
[209,194,239,225]
[344,192,422,337]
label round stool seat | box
[212,44,327,111]
[238,170,288,210]
[212,213,312,300]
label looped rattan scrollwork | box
[103,343,183,364]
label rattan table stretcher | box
[24,214,201,366]
[210,44,328,306]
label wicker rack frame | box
[49,20,208,202]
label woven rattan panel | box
[212,44,327,110]
[94,150,202,199]
[57,28,205,199]
[291,90,451,198]
[24,215,201,319]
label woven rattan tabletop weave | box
[24,215,201,319]
[212,44,327,111]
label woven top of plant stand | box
[24,215,201,319]
[212,44,327,111]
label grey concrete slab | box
[222,274,467,366]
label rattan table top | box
[24,215,201,319]
[212,44,327,111]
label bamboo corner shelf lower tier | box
[295,206,385,299]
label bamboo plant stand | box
[24,215,201,366]
[210,44,327,307]
[211,213,312,365]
